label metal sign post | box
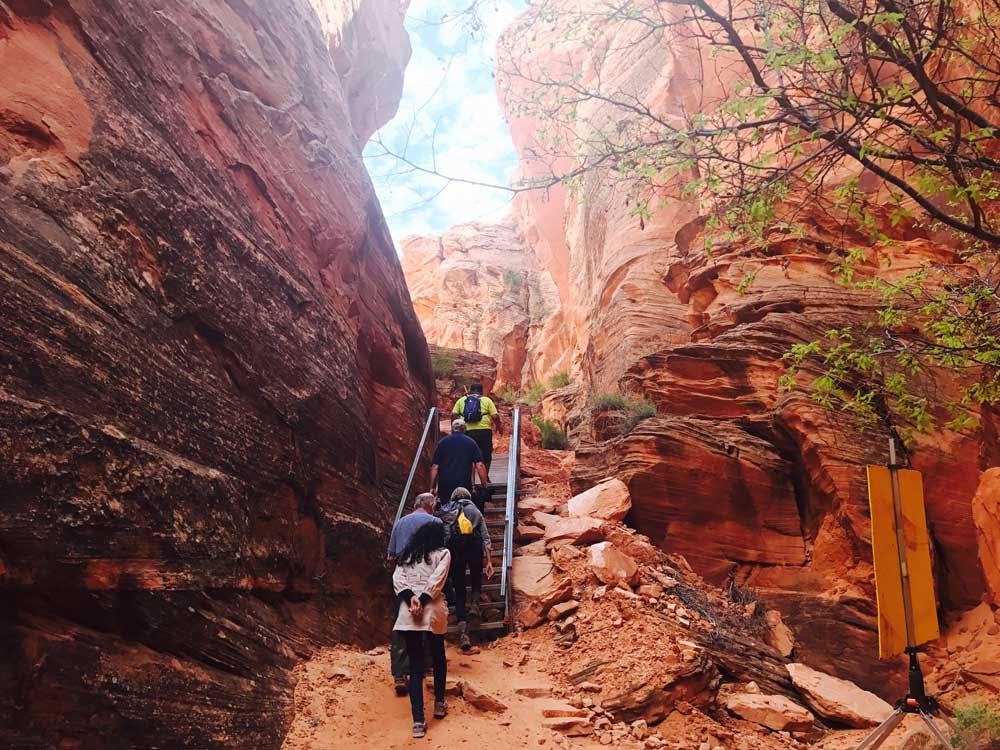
[856,439,954,750]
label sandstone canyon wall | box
[0,1,431,747]
[401,219,568,386]
[409,0,1000,695]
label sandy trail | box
[281,637,603,750]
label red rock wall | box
[0,1,430,747]
[488,0,1000,695]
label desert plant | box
[624,398,657,430]
[533,416,569,450]
[953,702,1000,749]
[494,384,520,403]
[592,392,657,431]
[523,381,546,405]
[502,269,524,290]
[592,392,628,411]
[548,370,571,389]
[430,350,456,377]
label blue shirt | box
[431,432,484,489]
[387,511,442,559]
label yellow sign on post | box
[866,465,940,658]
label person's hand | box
[409,596,423,618]
[485,558,495,579]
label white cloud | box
[364,0,526,249]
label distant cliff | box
[0,1,430,747]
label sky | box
[363,0,526,246]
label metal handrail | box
[394,407,439,525]
[501,407,521,624]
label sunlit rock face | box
[0,1,428,747]
[401,219,567,386]
[489,0,1000,694]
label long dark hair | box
[398,521,445,566]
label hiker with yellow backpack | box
[435,486,493,651]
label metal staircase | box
[393,406,522,637]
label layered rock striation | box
[0,1,429,747]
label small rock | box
[632,719,648,740]
[460,680,508,713]
[542,716,592,736]
[725,692,814,732]
[578,681,601,692]
[637,584,664,599]
[588,542,639,585]
[548,600,580,620]
[516,685,553,698]
[365,647,386,656]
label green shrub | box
[494,384,520,403]
[953,702,1000,749]
[592,392,657,431]
[430,350,456,376]
[548,370,571,389]
[503,269,523,289]
[592,392,628,410]
[523,381,546,405]
[534,417,569,450]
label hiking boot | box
[458,621,472,651]
[394,676,407,696]
[433,700,448,719]
[412,722,426,739]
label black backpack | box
[462,394,483,423]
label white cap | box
[452,418,467,431]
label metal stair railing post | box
[501,407,521,626]
[394,407,439,525]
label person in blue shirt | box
[429,419,489,504]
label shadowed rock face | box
[0,1,429,747]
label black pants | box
[438,480,470,504]
[467,429,493,472]
[450,540,483,623]
[402,630,446,723]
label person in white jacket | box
[393,520,452,739]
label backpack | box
[437,500,477,547]
[462,394,483,424]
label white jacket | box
[392,548,452,634]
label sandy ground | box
[281,639,605,750]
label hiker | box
[435,487,493,651]
[386,492,443,696]
[452,383,502,475]
[429,418,489,506]
[392,520,451,739]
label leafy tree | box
[495,0,1000,438]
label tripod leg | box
[919,711,957,750]
[854,709,906,750]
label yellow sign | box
[866,465,939,658]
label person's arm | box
[429,464,439,495]
[475,508,495,579]
[386,522,398,561]
[488,399,502,434]
[475,461,489,487]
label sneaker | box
[459,631,472,651]
[433,700,448,719]
[412,722,426,739]
[394,676,407,696]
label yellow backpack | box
[457,507,474,535]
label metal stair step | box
[448,620,506,634]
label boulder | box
[544,516,605,547]
[972,468,1000,606]
[725,692,814,732]
[569,478,632,522]
[517,523,545,542]
[533,511,563,528]
[519,497,563,515]
[786,663,893,727]
[588,542,639,585]
[512,555,574,626]
[548,600,580,620]
[764,609,794,657]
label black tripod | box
[853,648,954,750]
